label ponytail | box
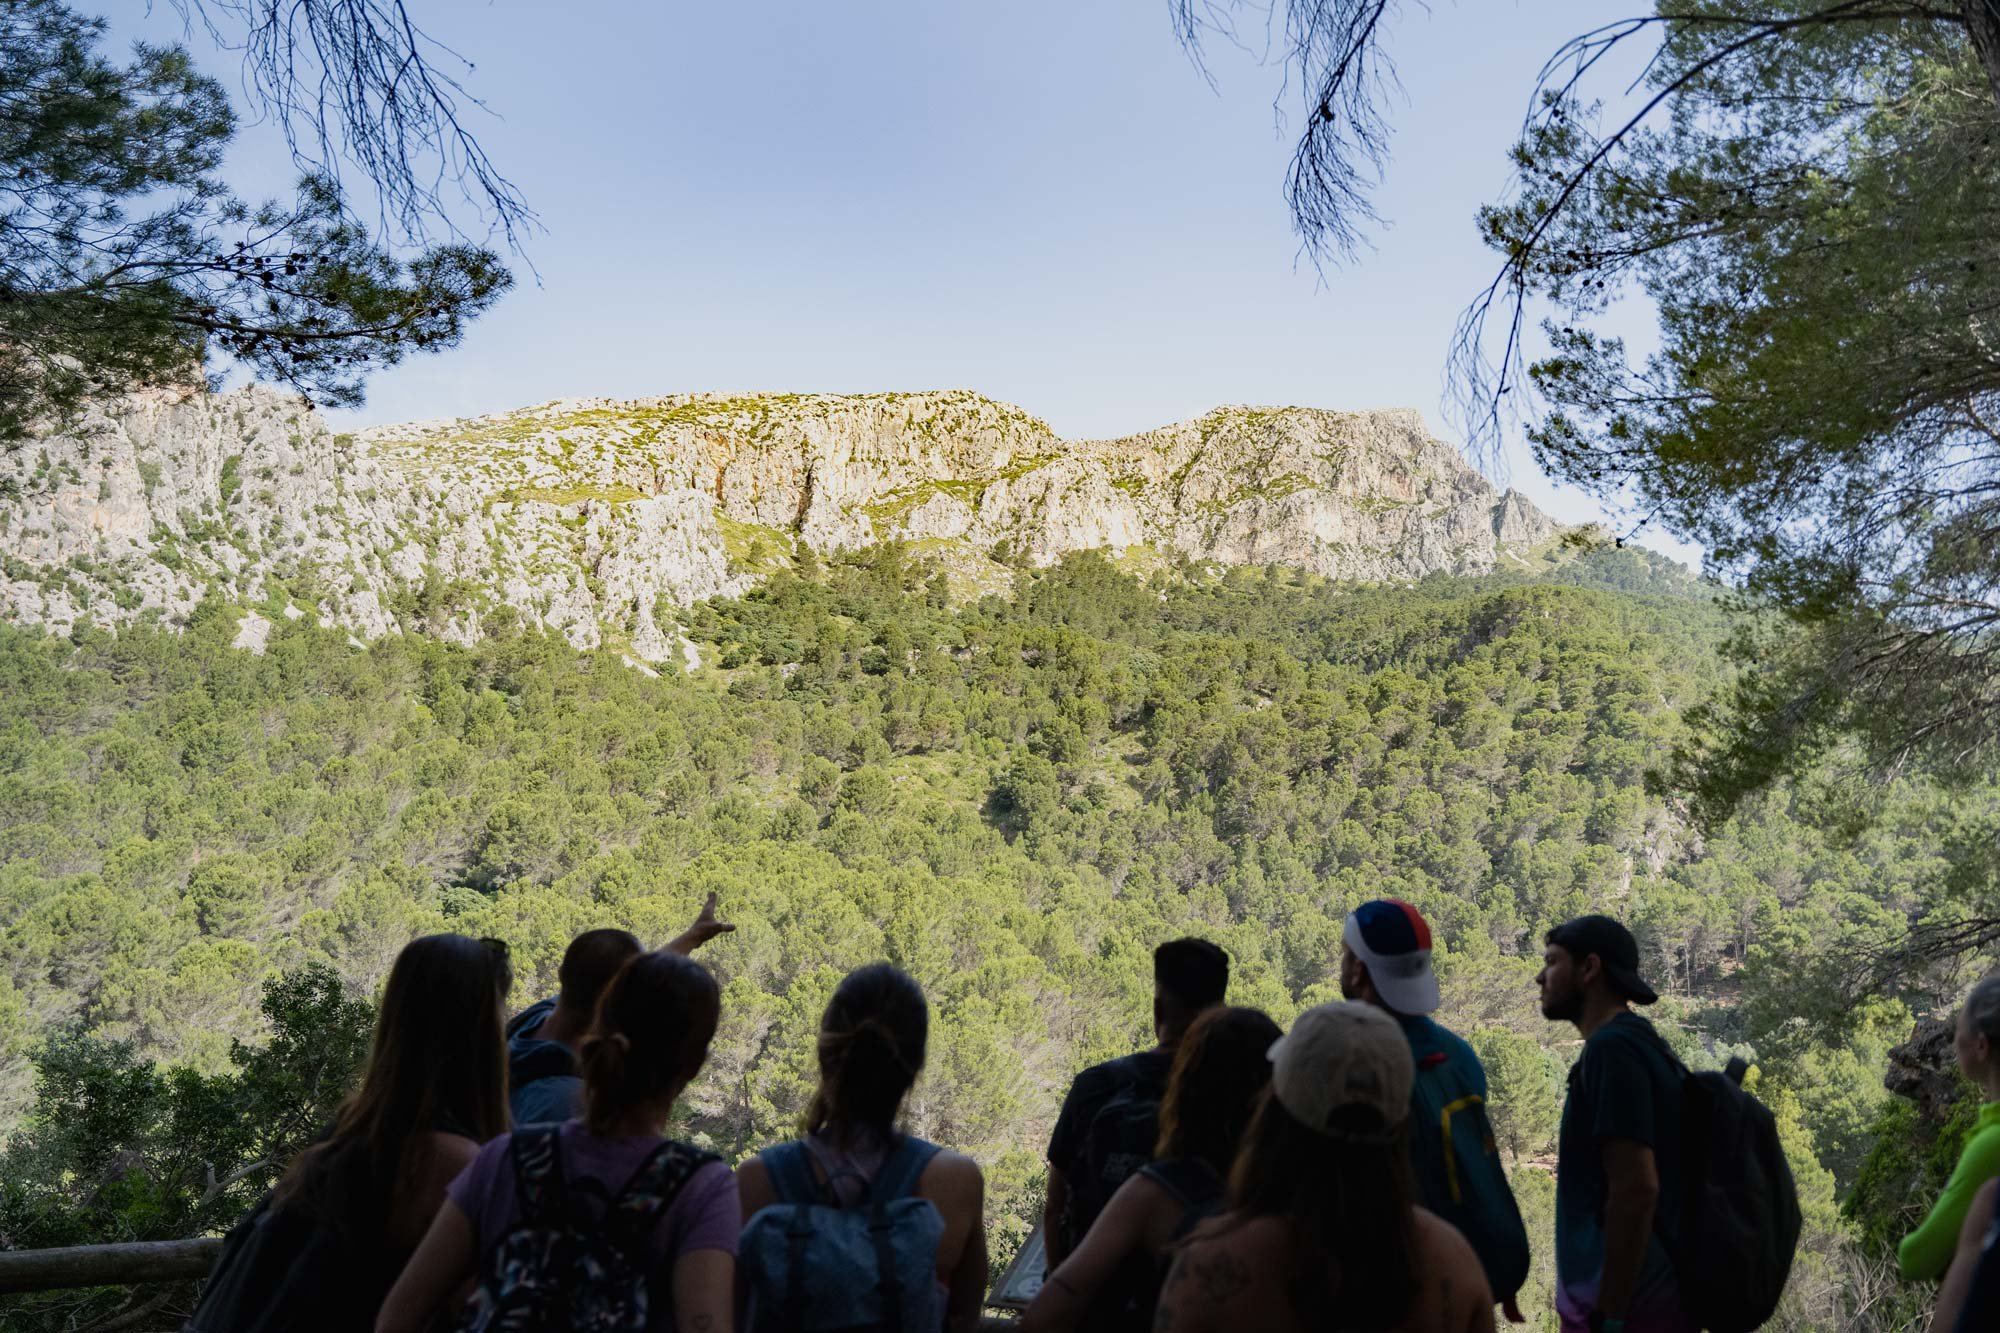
[805,965,929,1143]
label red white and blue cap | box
[1344,899,1440,1016]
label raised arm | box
[666,891,737,956]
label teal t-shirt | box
[1555,1012,1685,1318]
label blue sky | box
[106,0,1682,556]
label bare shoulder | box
[734,1153,775,1215]
[427,1131,480,1180]
[1166,1215,1280,1299]
[922,1146,985,1206]
[1412,1208,1477,1256]
[1411,1208,1493,1309]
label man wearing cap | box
[1539,915,1691,1333]
[1342,899,1530,1318]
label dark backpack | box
[1404,1028,1531,1302]
[458,1123,718,1333]
[1069,1064,1167,1247]
[183,1192,381,1333]
[1639,1031,1802,1333]
[1143,1156,1224,1241]
[1065,1155,1222,1333]
[738,1135,946,1333]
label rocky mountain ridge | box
[0,387,1569,663]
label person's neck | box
[1977,1069,2000,1105]
[593,1088,682,1139]
[537,1003,590,1049]
[597,1108,666,1138]
[1361,986,1410,1021]
[1574,992,1632,1041]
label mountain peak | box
[0,387,1568,661]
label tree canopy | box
[0,0,518,443]
[0,546,1967,1328]
[1172,2,2000,982]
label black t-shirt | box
[1957,1204,2000,1333]
[1555,1012,1685,1316]
[1046,1048,1174,1177]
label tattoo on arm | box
[1190,1251,1250,1305]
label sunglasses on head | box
[480,937,515,997]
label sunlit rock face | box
[0,388,1569,661]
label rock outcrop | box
[0,387,1569,661]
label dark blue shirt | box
[506,996,585,1126]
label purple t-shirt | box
[448,1121,740,1330]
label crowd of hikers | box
[176,893,2000,1333]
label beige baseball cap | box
[1267,1001,1413,1136]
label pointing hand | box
[667,891,737,955]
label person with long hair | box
[736,963,987,1333]
[1021,1006,1281,1333]
[1154,1001,1493,1333]
[187,932,513,1332]
[376,950,737,1333]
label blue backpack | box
[739,1135,945,1333]
[1405,1022,1531,1303]
[458,1124,718,1333]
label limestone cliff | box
[0,387,1569,661]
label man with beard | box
[1538,915,1690,1333]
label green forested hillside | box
[0,546,1952,1326]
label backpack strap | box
[760,1140,824,1206]
[865,1136,940,1333]
[1141,1157,1220,1213]
[756,1145,822,1333]
[508,1123,567,1224]
[607,1140,720,1251]
[1619,1015,1689,1075]
[866,1135,941,1208]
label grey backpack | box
[739,1136,944,1333]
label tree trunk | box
[1968,0,2000,110]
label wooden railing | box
[0,1237,1021,1326]
[0,1239,221,1295]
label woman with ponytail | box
[736,963,987,1333]
[378,950,738,1333]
